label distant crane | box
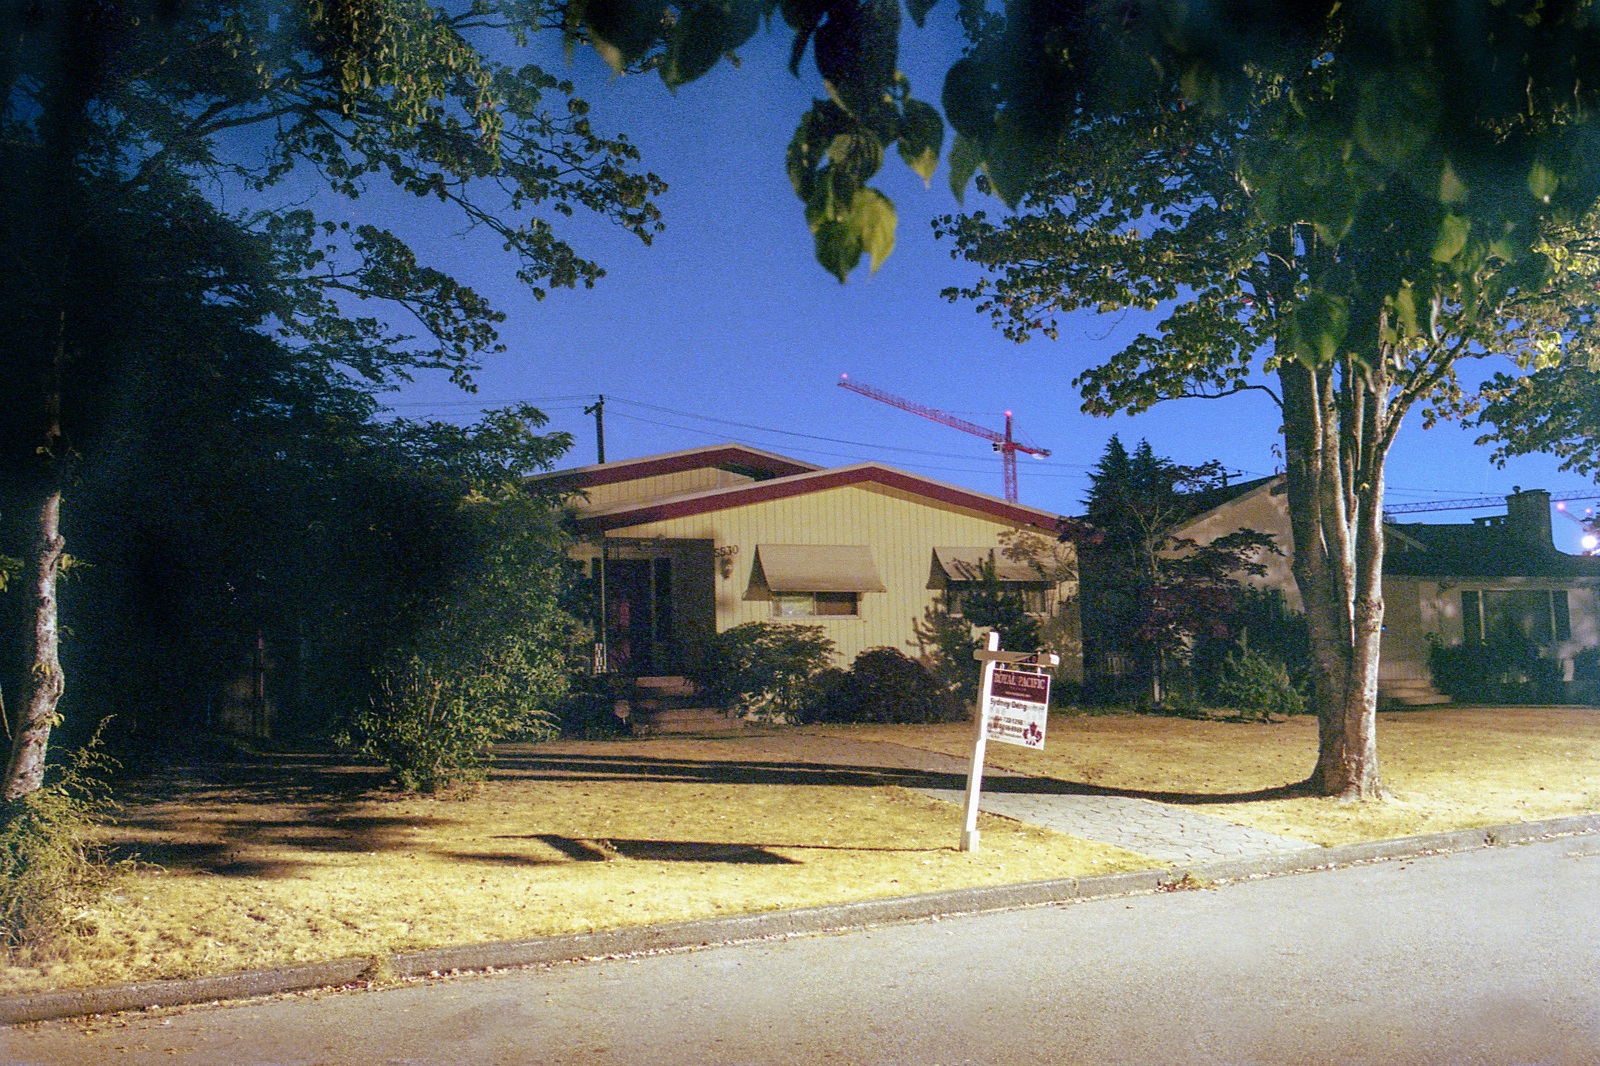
[1386,491,1600,516]
[838,374,1050,503]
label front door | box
[606,557,673,674]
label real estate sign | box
[983,668,1050,750]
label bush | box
[1191,587,1310,696]
[555,677,630,739]
[1212,646,1306,721]
[912,603,982,705]
[1573,647,1600,684]
[1429,635,1563,703]
[696,622,836,722]
[0,730,123,960]
[813,647,967,724]
[343,491,577,791]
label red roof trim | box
[531,445,818,491]
[578,464,1064,533]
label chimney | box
[1505,487,1553,551]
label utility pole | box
[584,394,606,464]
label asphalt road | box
[6,834,1600,1065]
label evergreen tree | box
[1080,437,1274,703]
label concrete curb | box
[6,811,1599,1026]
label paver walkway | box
[914,787,1318,863]
[763,732,1319,864]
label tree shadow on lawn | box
[106,756,460,876]
[525,835,798,864]
[107,809,458,876]
[491,751,1310,807]
[115,753,395,808]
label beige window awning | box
[932,547,1043,584]
[755,545,886,593]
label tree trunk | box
[4,489,66,800]
[5,306,68,801]
[1279,354,1388,799]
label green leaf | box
[1438,160,1469,204]
[1431,212,1471,263]
[583,0,667,72]
[1528,160,1559,204]
[663,1,762,89]
[981,114,1036,209]
[850,186,896,271]
[805,167,856,233]
[897,98,944,185]
[905,0,937,28]
[787,101,851,200]
[814,219,863,282]
[1352,75,1435,170]
[780,0,828,74]
[941,57,997,142]
[1390,283,1420,339]
[948,133,980,203]
[815,0,900,119]
[827,129,885,184]
[1283,291,1350,366]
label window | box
[773,591,859,617]
[1460,589,1572,645]
[945,582,1055,618]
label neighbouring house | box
[531,444,1082,681]
[1171,479,1600,704]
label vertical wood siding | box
[576,468,755,512]
[603,483,1069,667]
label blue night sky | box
[376,13,1600,550]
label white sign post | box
[959,631,1058,854]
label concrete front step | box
[633,675,698,698]
[1379,679,1452,706]
[630,707,744,735]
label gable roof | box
[1166,473,1600,581]
[1165,474,1286,537]
[575,462,1066,534]
[1384,521,1600,580]
[528,443,819,492]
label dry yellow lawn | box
[7,706,1596,996]
[814,705,1600,845]
[0,736,1145,995]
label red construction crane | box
[838,374,1050,503]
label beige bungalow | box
[1171,479,1600,704]
[530,444,1080,680]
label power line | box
[603,411,1093,481]
[1385,492,1600,515]
[607,396,1097,469]
[385,394,597,408]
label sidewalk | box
[754,731,1320,864]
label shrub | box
[1573,647,1600,684]
[1212,646,1306,721]
[0,729,123,960]
[343,490,577,790]
[1429,634,1562,703]
[696,622,836,722]
[912,603,982,706]
[1191,587,1310,696]
[555,677,630,739]
[815,647,967,724]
